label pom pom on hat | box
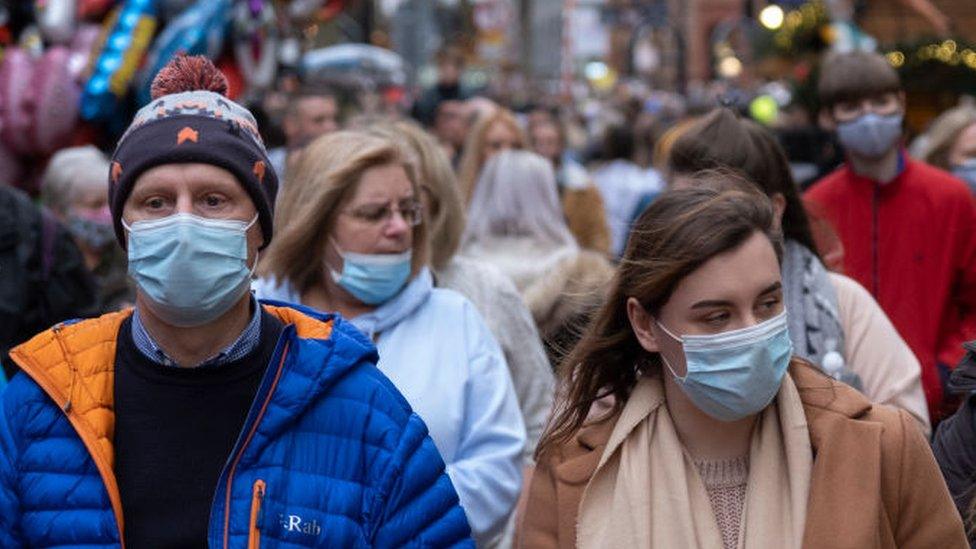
[150,53,229,99]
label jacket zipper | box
[247,479,266,549]
[222,341,290,549]
[871,184,880,297]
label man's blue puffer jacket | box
[0,302,474,548]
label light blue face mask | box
[836,112,903,159]
[124,213,258,327]
[329,241,412,305]
[657,311,793,422]
[952,159,976,195]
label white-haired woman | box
[254,130,525,546]
[40,145,134,311]
[460,150,615,365]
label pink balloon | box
[30,47,80,154]
[68,23,102,82]
[0,49,37,155]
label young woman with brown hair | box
[668,108,929,433]
[518,175,964,549]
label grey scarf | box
[781,240,862,389]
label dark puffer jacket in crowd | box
[932,341,976,546]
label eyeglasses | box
[832,93,901,123]
[342,199,423,227]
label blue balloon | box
[80,0,158,122]
[136,0,232,105]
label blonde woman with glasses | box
[255,130,526,546]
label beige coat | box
[518,361,967,549]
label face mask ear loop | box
[655,319,688,383]
[243,214,259,232]
[327,238,345,283]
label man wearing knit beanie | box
[0,55,473,548]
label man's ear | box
[818,108,836,131]
[626,297,660,353]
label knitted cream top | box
[694,456,750,549]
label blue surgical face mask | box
[836,112,903,159]
[123,213,258,327]
[656,311,793,422]
[329,240,412,305]
[952,159,976,194]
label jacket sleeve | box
[445,302,526,544]
[517,452,561,548]
[490,274,554,463]
[937,192,976,372]
[370,413,474,549]
[0,388,24,546]
[829,273,931,435]
[890,409,969,548]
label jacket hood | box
[348,268,434,339]
[947,340,976,395]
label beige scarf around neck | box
[577,373,812,549]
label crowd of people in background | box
[2,44,976,548]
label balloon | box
[67,23,101,81]
[159,0,195,22]
[79,0,157,121]
[232,0,278,94]
[0,48,37,155]
[36,0,77,44]
[300,44,406,89]
[77,0,116,19]
[135,0,229,105]
[30,47,81,154]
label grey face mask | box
[836,112,903,159]
[952,159,976,194]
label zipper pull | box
[254,479,266,529]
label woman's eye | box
[704,312,729,325]
[146,197,165,210]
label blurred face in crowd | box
[530,121,562,164]
[434,100,468,149]
[285,95,340,149]
[628,231,784,377]
[949,122,976,166]
[484,120,521,160]
[70,177,111,223]
[438,60,461,87]
[327,163,417,266]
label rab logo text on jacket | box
[279,513,322,537]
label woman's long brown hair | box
[535,172,783,459]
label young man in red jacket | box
[805,51,976,422]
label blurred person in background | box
[0,183,97,382]
[805,51,976,423]
[371,120,554,462]
[461,150,614,367]
[432,99,469,166]
[412,45,469,128]
[267,87,341,181]
[528,116,611,254]
[519,179,964,549]
[591,125,665,258]
[932,343,976,548]
[916,105,976,193]
[458,107,525,202]
[668,108,929,433]
[40,146,134,312]
[372,120,555,548]
[255,130,525,546]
